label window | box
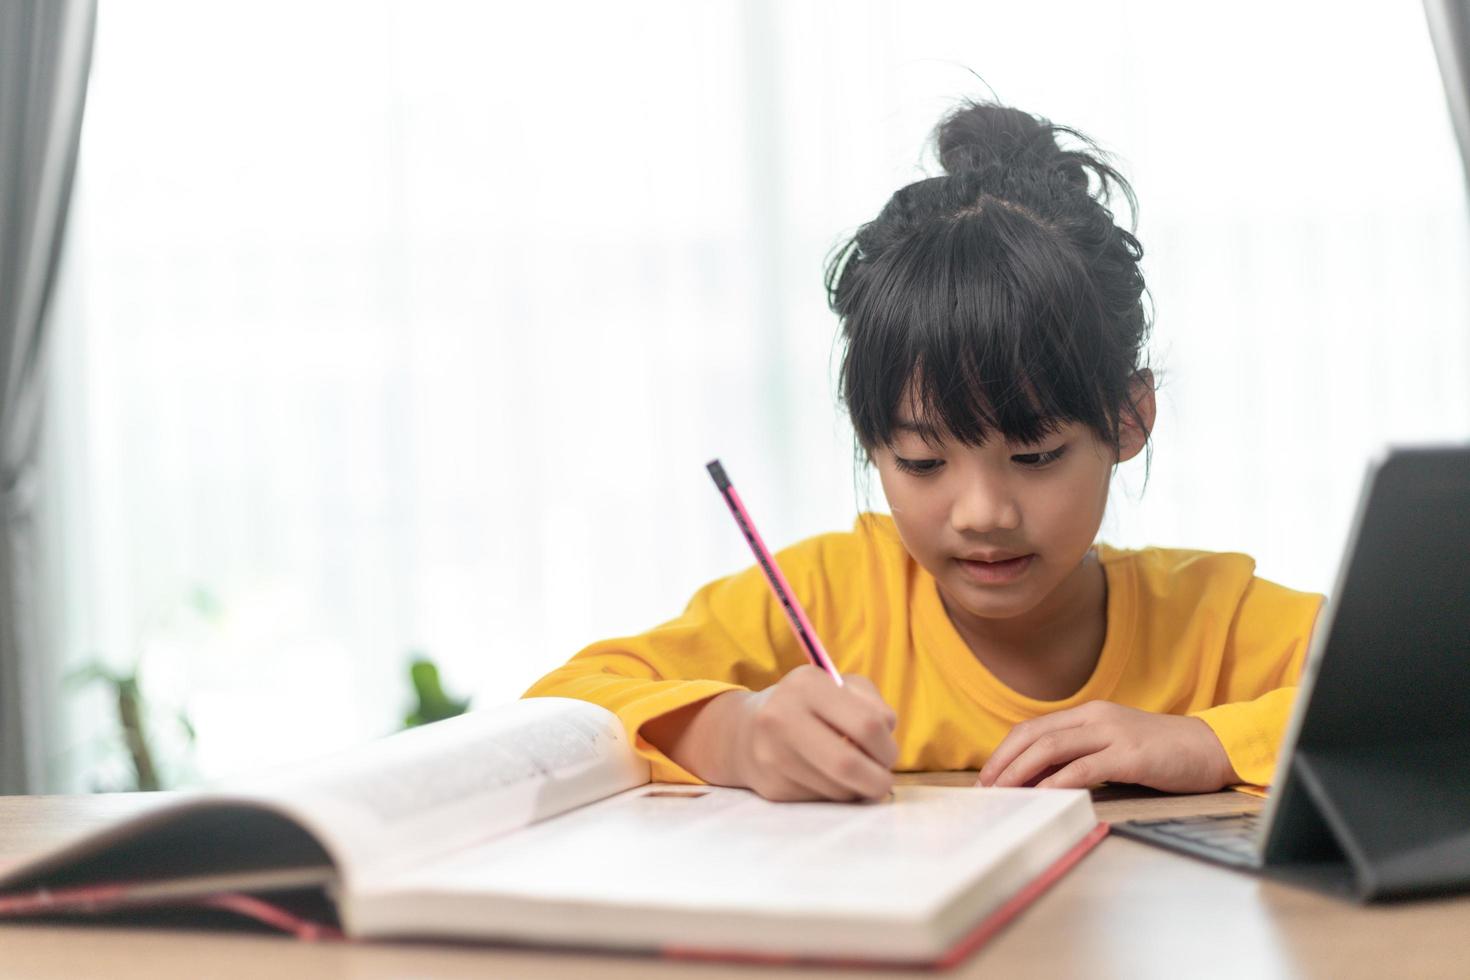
[42,0,1469,790]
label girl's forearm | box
[641,689,754,787]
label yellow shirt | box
[523,513,1322,788]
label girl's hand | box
[729,665,899,803]
[975,701,1238,794]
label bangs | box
[840,202,1116,451]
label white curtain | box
[41,0,1469,790]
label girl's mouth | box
[954,554,1035,585]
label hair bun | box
[935,100,1087,190]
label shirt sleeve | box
[1190,577,1324,787]
[522,536,844,783]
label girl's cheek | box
[1046,476,1107,541]
[913,483,954,528]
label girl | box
[524,100,1321,803]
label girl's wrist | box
[1191,717,1240,789]
[645,689,755,787]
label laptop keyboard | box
[1113,812,1263,868]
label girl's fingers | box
[977,707,1091,786]
[840,675,899,731]
[988,726,1110,788]
[770,739,865,801]
[811,691,899,769]
[788,713,893,800]
[1036,750,1119,790]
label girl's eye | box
[1012,446,1068,467]
[894,456,943,476]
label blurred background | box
[6,0,1467,792]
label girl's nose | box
[949,472,1022,534]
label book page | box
[236,697,650,884]
[0,698,647,902]
[349,781,1099,934]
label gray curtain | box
[1425,0,1470,195]
[0,0,97,795]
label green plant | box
[403,653,470,728]
[67,662,195,792]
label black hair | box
[826,100,1154,470]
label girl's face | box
[873,379,1154,624]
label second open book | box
[0,697,1106,967]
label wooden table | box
[1,775,1466,979]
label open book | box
[0,697,1106,967]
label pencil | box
[705,459,844,686]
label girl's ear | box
[1117,369,1156,463]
